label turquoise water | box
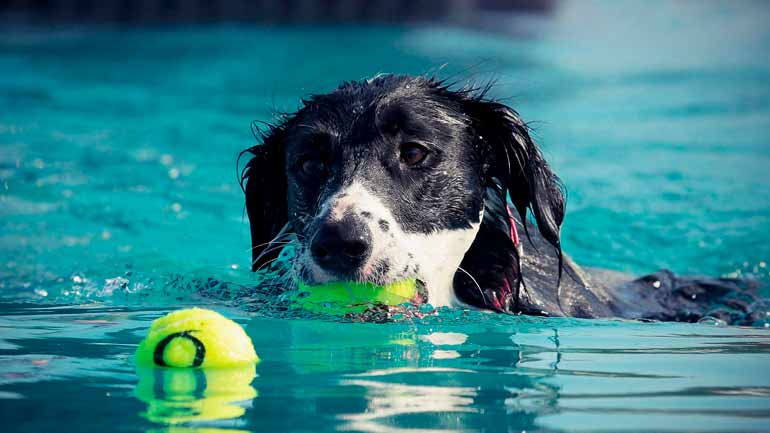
[2,1,770,432]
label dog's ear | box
[240,125,288,271]
[464,99,565,251]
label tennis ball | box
[292,279,419,314]
[135,308,258,368]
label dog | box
[240,74,763,325]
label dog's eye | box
[399,143,429,166]
[299,158,326,176]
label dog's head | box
[241,75,564,311]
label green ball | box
[292,279,419,314]
[135,308,259,368]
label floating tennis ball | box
[135,308,258,368]
[292,279,420,315]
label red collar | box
[491,205,522,312]
[506,205,520,247]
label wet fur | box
[241,75,563,313]
[240,75,765,324]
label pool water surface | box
[1,1,770,432]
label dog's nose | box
[310,216,372,275]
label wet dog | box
[241,75,763,325]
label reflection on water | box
[146,428,251,433]
[340,372,478,433]
[275,321,563,433]
[0,307,769,432]
[135,365,257,426]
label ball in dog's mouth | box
[292,279,427,315]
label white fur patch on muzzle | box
[297,181,481,307]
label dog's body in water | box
[241,75,763,325]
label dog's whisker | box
[251,243,296,267]
[254,255,284,273]
[252,224,295,267]
[253,249,292,270]
[247,242,293,254]
[457,266,487,305]
[256,241,296,257]
[248,231,305,252]
[248,239,294,252]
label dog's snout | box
[310,216,372,274]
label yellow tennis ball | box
[135,308,258,368]
[293,279,420,314]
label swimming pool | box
[1,1,769,432]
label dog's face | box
[282,78,486,305]
[243,75,565,310]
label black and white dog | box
[241,75,762,324]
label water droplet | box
[419,303,435,313]
[160,154,174,165]
[171,203,182,213]
[168,167,180,179]
[698,316,726,326]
